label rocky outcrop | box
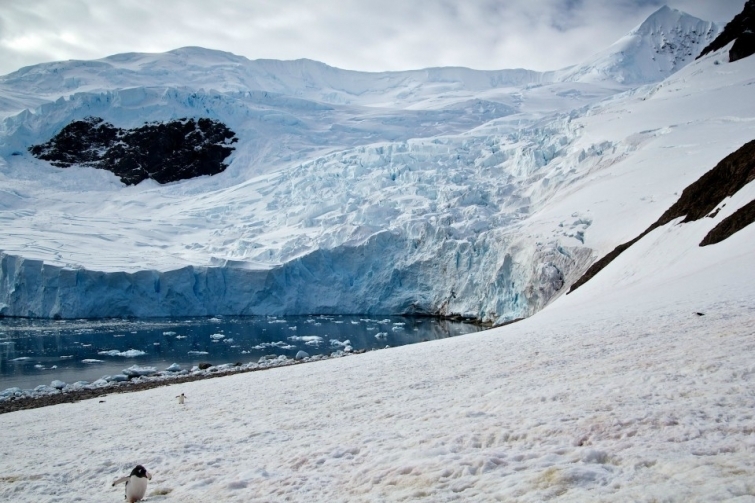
[29,117,237,185]
[698,0,755,62]
[700,199,755,246]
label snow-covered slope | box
[559,6,718,84]
[0,47,549,113]
[0,6,752,323]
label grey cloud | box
[0,0,747,76]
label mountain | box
[0,47,548,113]
[559,6,718,84]
[0,6,753,322]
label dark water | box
[0,315,484,391]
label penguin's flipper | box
[112,475,129,486]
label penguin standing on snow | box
[176,392,186,405]
[112,465,152,503]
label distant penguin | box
[112,465,152,503]
[176,393,186,405]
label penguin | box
[112,464,152,503]
[176,393,186,405]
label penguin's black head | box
[131,465,149,478]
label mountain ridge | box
[0,6,718,113]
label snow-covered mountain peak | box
[632,5,692,35]
[559,6,718,85]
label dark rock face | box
[569,139,755,293]
[730,32,755,62]
[698,0,755,62]
[700,199,755,246]
[29,117,237,185]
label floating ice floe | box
[166,363,182,372]
[330,339,351,348]
[188,351,209,355]
[253,341,295,350]
[375,332,388,339]
[288,335,323,345]
[163,331,176,335]
[50,380,66,390]
[82,359,104,363]
[210,333,225,340]
[98,349,146,357]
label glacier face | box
[1,7,753,322]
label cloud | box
[0,0,746,76]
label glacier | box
[1,6,754,322]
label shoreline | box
[0,351,359,415]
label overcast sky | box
[0,0,746,76]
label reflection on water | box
[0,315,484,390]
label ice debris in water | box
[98,349,146,357]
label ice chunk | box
[98,349,146,357]
[122,365,157,377]
[50,380,66,389]
[34,385,57,394]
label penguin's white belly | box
[126,476,149,502]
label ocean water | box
[0,315,484,391]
